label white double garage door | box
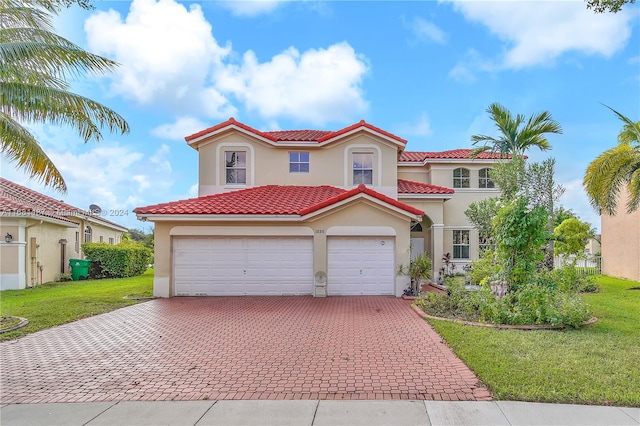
[173,236,395,296]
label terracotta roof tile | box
[397,179,455,195]
[399,149,512,162]
[0,178,126,229]
[134,184,424,217]
[185,119,407,144]
[263,130,333,141]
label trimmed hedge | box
[82,242,153,279]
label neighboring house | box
[0,178,127,290]
[584,236,601,256]
[134,118,506,297]
[601,187,640,282]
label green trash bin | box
[69,259,91,281]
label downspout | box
[24,221,42,288]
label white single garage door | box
[173,237,313,296]
[327,237,395,295]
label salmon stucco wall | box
[601,188,640,282]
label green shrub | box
[82,242,152,279]
[468,249,498,285]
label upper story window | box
[453,230,470,259]
[84,226,92,243]
[453,168,470,188]
[479,168,494,188]
[353,152,373,185]
[289,152,309,173]
[225,151,246,185]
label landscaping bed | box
[425,275,640,406]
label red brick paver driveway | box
[0,297,491,403]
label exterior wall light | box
[5,233,13,243]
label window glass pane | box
[289,152,299,162]
[299,152,309,162]
[236,152,246,167]
[299,162,310,173]
[236,169,246,184]
[289,163,299,173]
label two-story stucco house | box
[0,178,128,290]
[134,119,506,298]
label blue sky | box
[2,0,639,232]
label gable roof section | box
[399,149,512,163]
[397,179,455,195]
[185,118,407,147]
[0,178,127,230]
[134,184,424,219]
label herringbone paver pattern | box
[0,297,491,403]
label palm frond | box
[0,111,66,192]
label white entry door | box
[173,237,313,296]
[327,237,395,295]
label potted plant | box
[409,252,432,295]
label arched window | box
[453,168,470,188]
[479,168,495,188]
[84,226,92,243]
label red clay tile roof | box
[134,184,424,217]
[185,118,407,145]
[0,178,126,229]
[263,130,333,141]
[397,179,455,195]
[399,149,512,162]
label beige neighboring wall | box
[151,199,414,298]
[601,188,640,282]
[197,131,401,197]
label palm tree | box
[584,106,640,215]
[471,102,563,158]
[0,0,129,192]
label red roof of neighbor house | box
[399,149,512,162]
[185,118,407,145]
[397,179,455,195]
[134,184,424,217]
[0,178,127,229]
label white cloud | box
[152,117,209,141]
[559,179,601,233]
[1,142,177,229]
[448,49,495,83]
[85,0,236,118]
[218,0,288,16]
[216,43,369,125]
[449,1,633,69]
[188,183,199,198]
[85,0,369,126]
[407,17,446,44]
[150,144,172,173]
[396,112,433,137]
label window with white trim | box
[225,151,247,185]
[453,230,470,259]
[84,226,92,243]
[289,152,309,173]
[353,152,373,185]
[479,168,495,188]
[109,237,114,245]
[453,168,470,188]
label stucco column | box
[313,231,327,297]
[431,223,444,281]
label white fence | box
[554,255,602,275]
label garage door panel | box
[174,237,313,296]
[328,237,395,296]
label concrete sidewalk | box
[1,400,638,426]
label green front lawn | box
[0,269,153,341]
[427,275,640,406]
